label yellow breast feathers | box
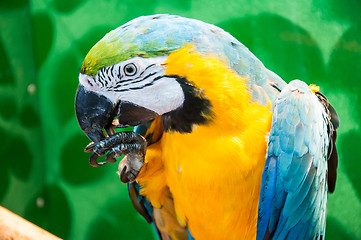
[138,46,273,240]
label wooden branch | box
[0,206,62,240]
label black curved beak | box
[75,84,116,142]
[75,84,159,143]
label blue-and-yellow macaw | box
[75,14,339,240]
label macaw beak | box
[75,84,159,142]
[75,84,116,142]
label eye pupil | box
[126,66,134,73]
[124,64,137,76]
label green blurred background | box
[0,0,360,239]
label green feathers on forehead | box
[80,14,229,76]
[80,27,175,76]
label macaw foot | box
[85,131,147,182]
[117,154,145,183]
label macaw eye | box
[123,63,137,76]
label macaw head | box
[75,14,274,143]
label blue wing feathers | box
[284,155,302,183]
[257,156,277,239]
[284,165,315,214]
[288,154,312,191]
[269,184,286,233]
[279,152,293,178]
[291,221,309,240]
[284,169,316,229]
[127,182,154,224]
[294,123,308,157]
[303,123,312,147]
[257,80,330,240]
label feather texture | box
[257,80,335,240]
[138,47,273,240]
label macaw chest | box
[160,131,268,240]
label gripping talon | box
[89,152,107,167]
[85,142,96,152]
[85,131,147,171]
[113,145,123,158]
[120,165,128,183]
[93,145,107,157]
[106,127,116,136]
[106,150,117,163]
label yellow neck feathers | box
[164,46,270,134]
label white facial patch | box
[118,75,184,115]
[79,56,185,115]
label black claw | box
[120,165,128,183]
[105,127,116,136]
[85,131,147,173]
[106,150,117,163]
[93,145,107,157]
[113,145,123,158]
[85,142,96,152]
[89,152,107,167]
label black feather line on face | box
[161,75,213,133]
